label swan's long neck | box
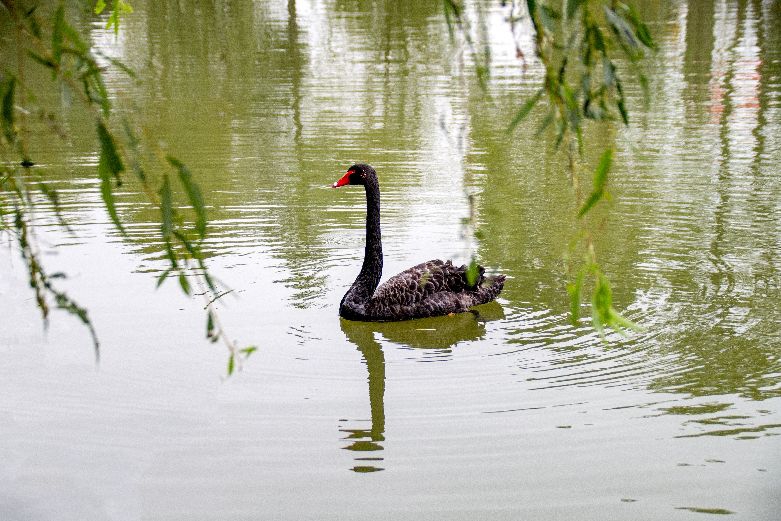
[345,176,383,307]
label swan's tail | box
[475,274,505,304]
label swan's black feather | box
[364,260,504,320]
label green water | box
[1,1,780,519]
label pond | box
[1,1,780,519]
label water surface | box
[1,1,780,519]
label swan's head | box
[332,163,376,188]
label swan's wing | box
[363,259,503,321]
[370,259,478,307]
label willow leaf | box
[97,121,126,235]
[52,5,65,66]
[566,0,584,19]
[206,311,217,342]
[96,121,124,183]
[604,7,639,50]
[25,6,42,38]
[465,257,480,287]
[567,268,585,324]
[621,3,656,49]
[578,148,612,217]
[178,272,191,295]
[167,156,207,238]
[227,353,235,376]
[156,267,173,288]
[508,89,544,133]
[27,51,56,70]
[159,174,174,240]
[1,76,16,143]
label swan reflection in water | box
[338,301,505,473]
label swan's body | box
[333,164,505,322]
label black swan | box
[332,164,505,321]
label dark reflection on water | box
[339,319,386,473]
[338,304,505,472]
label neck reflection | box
[339,320,386,473]
[338,302,504,473]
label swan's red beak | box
[331,170,352,188]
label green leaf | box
[35,181,70,230]
[159,174,174,240]
[162,242,178,267]
[590,24,606,53]
[419,270,431,289]
[227,353,235,376]
[156,267,173,288]
[578,148,612,217]
[25,6,42,38]
[96,121,124,182]
[197,257,218,292]
[634,23,655,50]
[605,6,645,61]
[98,168,124,235]
[534,109,555,136]
[52,289,100,359]
[604,7,638,47]
[638,73,649,99]
[610,310,642,333]
[106,11,119,33]
[99,54,137,78]
[104,0,134,34]
[591,298,605,338]
[621,3,656,49]
[443,0,462,19]
[565,0,584,19]
[617,98,628,126]
[206,311,217,342]
[554,119,565,149]
[178,272,191,295]
[167,156,207,238]
[118,0,135,14]
[475,64,489,90]
[52,5,65,66]
[538,4,560,33]
[61,22,88,53]
[1,76,16,143]
[567,269,584,325]
[589,272,642,337]
[97,121,126,234]
[603,60,615,88]
[507,89,543,133]
[615,77,629,125]
[591,274,612,339]
[561,83,579,124]
[85,64,111,117]
[173,229,199,258]
[443,0,458,40]
[575,125,584,156]
[240,346,258,356]
[465,257,480,287]
[27,51,56,70]
[95,0,107,14]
